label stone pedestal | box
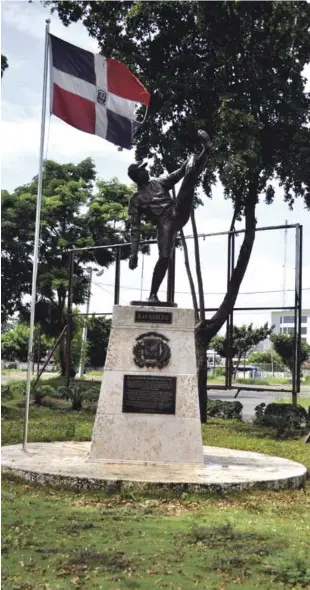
[89,305,204,465]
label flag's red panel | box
[52,85,96,135]
[106,57,150,107]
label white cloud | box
[1,1,99,53]
[1,111,135,189]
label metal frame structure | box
[65,223,303,401]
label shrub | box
[7,381,26,399]
[1,404,21,419]
[254,402,309,439]
[207,399,243,420]
[41,396,71,410]
[1,385,14,400]
[32,385,57,406]
[56,385,99,411]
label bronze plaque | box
[135,310,172,324]
[123,375,176,414]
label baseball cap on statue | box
[128,161,148,181]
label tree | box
[271,334,310,374]
[1,161,132,374]
[211,323,274,376]
[46,1,310,419]
[247,349,283,368]
[1,323,52,362]
[1,54,8,78]
[86,316,112,368]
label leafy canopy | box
[271,333,310,373]
[1,323,53,362]
[1,160,132,327]
[247,349,283,367]
[46,0,310,209]
[211,323,274,360]
[86,316,112,368]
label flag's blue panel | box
[49,34,95,85]
[106,108,133,149]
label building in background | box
[271,309,310,344]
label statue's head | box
[128,161,149,185]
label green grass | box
[2,384,310,589]
[208,376,292,386]
[2,470,310,589]
[85,370,102,377]
[203,419,310,469]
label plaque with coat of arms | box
[133,332,171,369]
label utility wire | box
[92,283,310,296]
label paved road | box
[208,388,310,422]
[1,372,55,386]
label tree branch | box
[179,227,199,321]
[203,185,258,343]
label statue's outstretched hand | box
[129,254,138,270]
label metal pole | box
[166,248,176,303]
[36,325,41,379]
[228,233,235,388]
[78,268,92,378]
[166,186,177,304]
[66,223,298,253]
[292,225,301,406]
[171,248,176,303]
[140,253,145,300]
[65,251,74,387]
[114,247,121,305]
[23,20,50,451]
[296,225,303,394]
[225,234,231,388]
[31,326,67,394]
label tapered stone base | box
[89,305,204,465]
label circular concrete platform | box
[1,442,307,493]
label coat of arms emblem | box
[133,332,171,369]
[97,89,107,105]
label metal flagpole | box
[23,19,51,451]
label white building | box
[251,338,272,352]
[271,309,310,345]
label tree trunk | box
[59,337,66,376]
[191,209,208,422]
[233,352,242,380]
[202,191,257,348]
[179,227,199,321]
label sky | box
[1,0,310,333]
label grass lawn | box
[2,383,310,589]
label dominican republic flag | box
[49,34,150,149]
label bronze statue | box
[128,130,212,303]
